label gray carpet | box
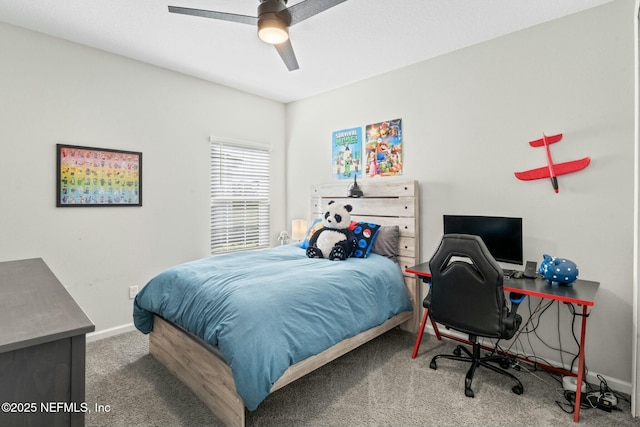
[86,329,639,427]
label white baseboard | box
[86,323,137,343]
[419,326,632,396]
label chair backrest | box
[428,234,506,338]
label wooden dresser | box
[0,258,95,427]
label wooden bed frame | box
[148,180,420,427]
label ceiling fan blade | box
[286,0,348,26]
[274,40,299,71]
[168,6,258,25]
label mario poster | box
[332,127,362,180]
[365,118,403,177]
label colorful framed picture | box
[56,144,142,207]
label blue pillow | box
[300,218,323,249]
[349,221,381,258]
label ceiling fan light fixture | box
[258,15,289,44]
[168,0,347,70]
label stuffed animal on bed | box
[306,200,356,261]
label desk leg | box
[431,317,441,340]
[411,308,429,359]
[573,304,588,423]
[411,308,443,359]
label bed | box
[133,180,420,427]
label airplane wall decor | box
[514,133,590,193]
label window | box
[210,139,270,254]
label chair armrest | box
[509,292,526,306]
[502,292,526,336]
[422,286,432,308]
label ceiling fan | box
[168,0,349,71]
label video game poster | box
[332,127,362,180]
[365,118,403,177]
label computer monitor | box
[443,215,523,265]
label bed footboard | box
[149,315,245,427]
[149,311,413,427]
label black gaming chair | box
[426,234,525,397]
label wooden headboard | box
[310,179,420,333]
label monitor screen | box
[443,215,523,265]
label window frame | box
[210,137,271,254]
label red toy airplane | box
[514,133,590,193]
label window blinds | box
[210,140,270,254]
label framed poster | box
[56,144,142,207]
[365,118,403,177]
[332,127,362,180]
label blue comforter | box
[133,244,412,410]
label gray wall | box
[286,0,635,389]
[0,22,287,335]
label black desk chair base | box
[429,335,524,398]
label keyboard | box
[502,269,517,278]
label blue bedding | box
[133,244,412,410]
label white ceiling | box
[0,0,613,103]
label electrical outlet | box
[129,285,138,299]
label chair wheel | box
[465,387,475,398]
[499,359,511,369]
[453,346,462,356]
[512,384,523,395]
[429,359,437,370]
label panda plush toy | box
[306,200,356,261]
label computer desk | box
[406,262,600,423]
